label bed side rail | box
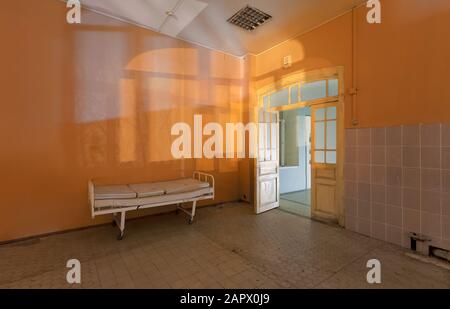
[193,171,215,199]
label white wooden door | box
[255,108,280,214]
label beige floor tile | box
[0,203,449,289]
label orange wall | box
[0,0,246,242]
[254,0,450,128]
[254,12,353,126]
[355,0,450,127]
[3,0,450,242]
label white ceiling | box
[78,0,367,57]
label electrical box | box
[283,55,292,68]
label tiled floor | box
[0,203,449,289]
[279,199,311,218]
[281,190,311,206]
[280,190,311,217]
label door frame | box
[254,67,345,226]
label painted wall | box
[0,0,246,242]
[254,12,353,126]
[280,167,303,194]
[254,0,450,128]
[355,0,450,127]
[3,0,450,243]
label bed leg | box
[117,211,126,240]
[189,201,197,225]
[112,213,117,227]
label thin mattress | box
[93,178,212,209]
[94,187,213,209]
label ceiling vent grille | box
[227,5,272,31]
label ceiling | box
[77,0,367,57]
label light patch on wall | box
[209,53,228,79]
[126,48,188,75]
[146,110,181,163]
[208,53,245,80]
[74,31,128,123]
[220,111,239,174]
[80,122,108,168]
[212,85,230,108]
[118,79,137,163]
[119,79,137,118]
[144,77,184,112]
[184,80,208,104]
[229,85,244,114]
[183,48,200,76]
[227,56,246,80]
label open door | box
[311,103,341,223]
[255,108,280,214]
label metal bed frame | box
[88,172,215,240]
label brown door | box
[311,103,341,223]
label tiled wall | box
[344,124,450,252]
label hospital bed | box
[88,172,215,240]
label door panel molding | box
[255,109,280,214]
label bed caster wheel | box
[117,232,124,241]
[188,218,194,225]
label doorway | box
[279,107,312,218]
[254,67,345,226]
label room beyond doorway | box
[279,106,311,218]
